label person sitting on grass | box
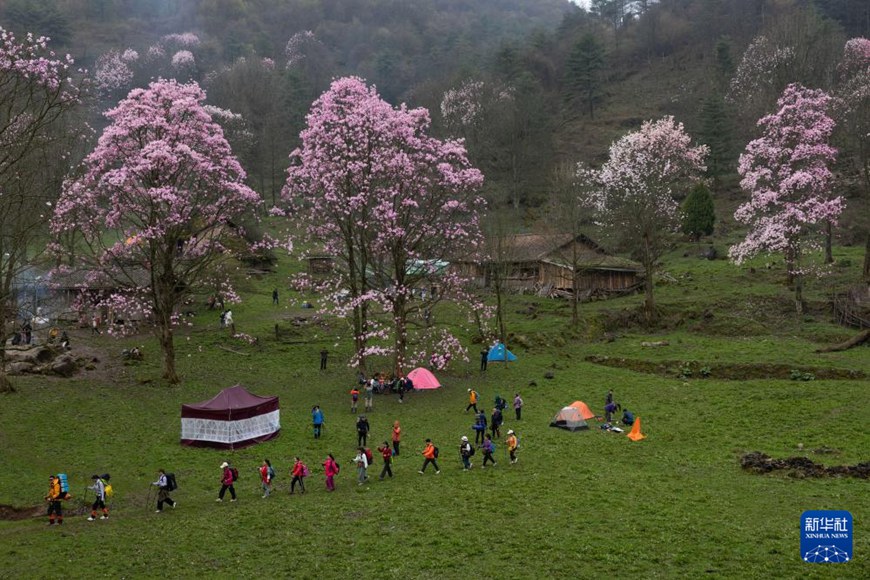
[622,409,635,426]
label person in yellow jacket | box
[506,430,519,464]
[465,389,479,413]
[45,475,64,525]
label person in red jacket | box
[418,438,440,474]
[290,457,306,494]
[259,459,273,498]
[323,454,339,491]
[216,462,236,502]
[377,441,393,479]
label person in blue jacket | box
[473,409,487,444]
[622,409,635,426]
[312,405,324,439]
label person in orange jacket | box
[392,420,401,456]
[465,389,479,413]
[418,438,440,474]
[506,430,519,464]
[45,475,64,525]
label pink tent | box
[181,385,280,449]
[407,367,441,390]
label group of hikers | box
[43,473,113,525]
[349,373,415,411]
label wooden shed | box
[453,233,642,296]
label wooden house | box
[453,233,642,296]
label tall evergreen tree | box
[681,182,716,240]
[564,33,606,119]
[699,95,734,182]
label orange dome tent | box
[568,401,596,421]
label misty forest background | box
[2,0,868,244]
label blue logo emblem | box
[801,510,852,564]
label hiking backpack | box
[433,446,440,459]
[468,445,475,457]
[57,473,69,494]
[267,466,276,480]
[230,467,240,482]
[165,473,178,492]
[100,474,113,498]
[302,463,310,478]
[364,448,373,464]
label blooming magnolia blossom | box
[285,30,319,68]
[730,84,841,306]
[171,50,195,71]
[284,77,486,372]
[583,116,707,322]
[94,50,133,94]
[51,79,262,383]
[161,32,200,49]
[727,35,795,105]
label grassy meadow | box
[0,241,868,578]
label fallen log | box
[218,345,250,356]
[815,329,870,353]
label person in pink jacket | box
[323,453,339,491]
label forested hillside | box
[1,0,868,234]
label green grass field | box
[0,242,868,578]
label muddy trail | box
[584,355,866,381]
[740,452,870,479]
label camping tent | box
[550,400,596,431]
[407,367,441,390]
[487,342,517,362]
[568,400,596,421]
[181,385,280,449]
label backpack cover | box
[302,463,310,478]
[57,473,69,494]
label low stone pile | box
[740,451,870,479]
[4,346,87,378]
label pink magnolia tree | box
[584,116,708,323]
[729,83,842,311]
[283,77,486,374]
[51,79,262,384]
[0,28,84,392]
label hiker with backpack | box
[377,441,394,480]
[151,469,177,512]
[473,409,487,444]
[290,457,307,494]
[259,459,274,498]
[514,393,524,421]
[216,462,237,502]
[392,420,401,456]
[491,406,503,439]
[87,474,109,521]
[353,447,369,485]
[312,405,324,439]
[419,439,440,475]
[459,436,474,471]
[356,415,370,447]
[506,430,519,464]
[45,475,65,525]
[481,434,497,468]
[350,386,360,413]
[323,454,339,491]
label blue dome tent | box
[487,342,517,362]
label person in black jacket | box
[356,415,370,447]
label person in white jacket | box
[151,469,176,512]
[87,475,108,521]
[353,447,368,485]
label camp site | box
[0,1,869,577]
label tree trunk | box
[794,271,804,314]
[0,298,13,393]
[642,233,656,324]
[824,220,833,264]
[393,295,406,377]
[158,322,179,384]
[863,232,870,281]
